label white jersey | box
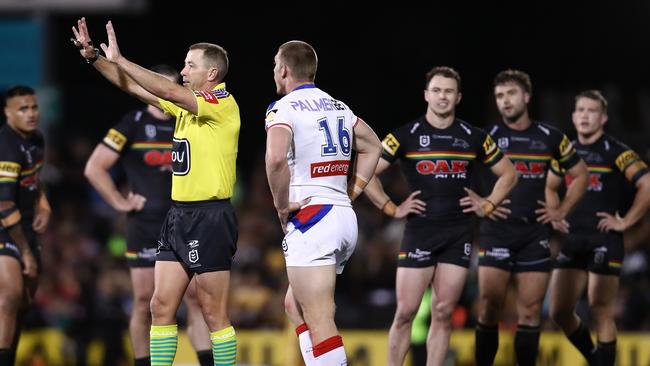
[265,84,358,206]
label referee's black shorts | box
[157,200,238,274]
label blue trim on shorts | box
[290,205,333,233]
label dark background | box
[37,1,650,175]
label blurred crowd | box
[19,126,650,362]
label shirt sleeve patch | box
[194,90,220,104]
[558,135,576,159]
[615,149,642,172]
[103,128,128,152]
[382,133,400,156]
[0,161,21,182]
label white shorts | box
[283,204,357,274]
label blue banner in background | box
[0,19,42,90]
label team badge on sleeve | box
[615,150,642,171]
[558,135,575,158]
[103,128,128,152]
[382,133,400,156]
[0,161,20,183]
[482,135,497,155]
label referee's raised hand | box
[100,20,123,63]
[71,17,97,61]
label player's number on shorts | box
[318,117,351,157]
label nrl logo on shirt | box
[419,135,430,147]
[498,137,509,149]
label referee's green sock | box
[211,326,237,366]
[150,324,178,366]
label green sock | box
[211,326,237,366]
[150,324,178,366]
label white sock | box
[296,323,318,365]
[314,335,347,365]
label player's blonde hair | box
[278,40,318,82]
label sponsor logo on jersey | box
[513,161,547,178]
[415,160,469,178]
[172,138,191,176]
[310,160,350,178]
[406,249,432,262]
[382,134,400,156]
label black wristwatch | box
[86,48,100,64]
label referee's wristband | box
[381,200,397,217]
[86,48,100,64]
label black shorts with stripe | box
[126,213,166,267]
[157,200,237,274]
[479,221,551,272]
[554,231,623,276]
[0,226,42,271]
[398,220,472,268]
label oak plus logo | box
[172,138,191,176]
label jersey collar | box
[292,83,316,92]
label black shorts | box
[0,226,42,271]
[554,231,623,276]
[126,213,166,268]
[398,221,472,268]
[157,200,237,274]
[479,221,551,272]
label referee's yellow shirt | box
[158,82,240,202]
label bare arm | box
[347,118,382,201]
[32,183,51,234]
[100,21,198,114]
[543,169,570,233]
[362,158,426,218]
[72,17,159,106]
[84,144,145,212]
[537,160,588,223]
[265,127,294,229]
[598,172,650,232]
[460,157,518,218]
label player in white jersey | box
[265,40,382,365]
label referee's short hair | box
[575,90,608,113]
[190,43,229,81]
[494,69,532,95]
[425,66,461,92]
[279,40,318,82]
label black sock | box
[0,348,12,366]
[475,322,499,366]
[196,349,213,366]
[134,356,151,366]
[514,324,540,366]
[567,321,595,362]
[593,340,616,366]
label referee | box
[72,18,240,366]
